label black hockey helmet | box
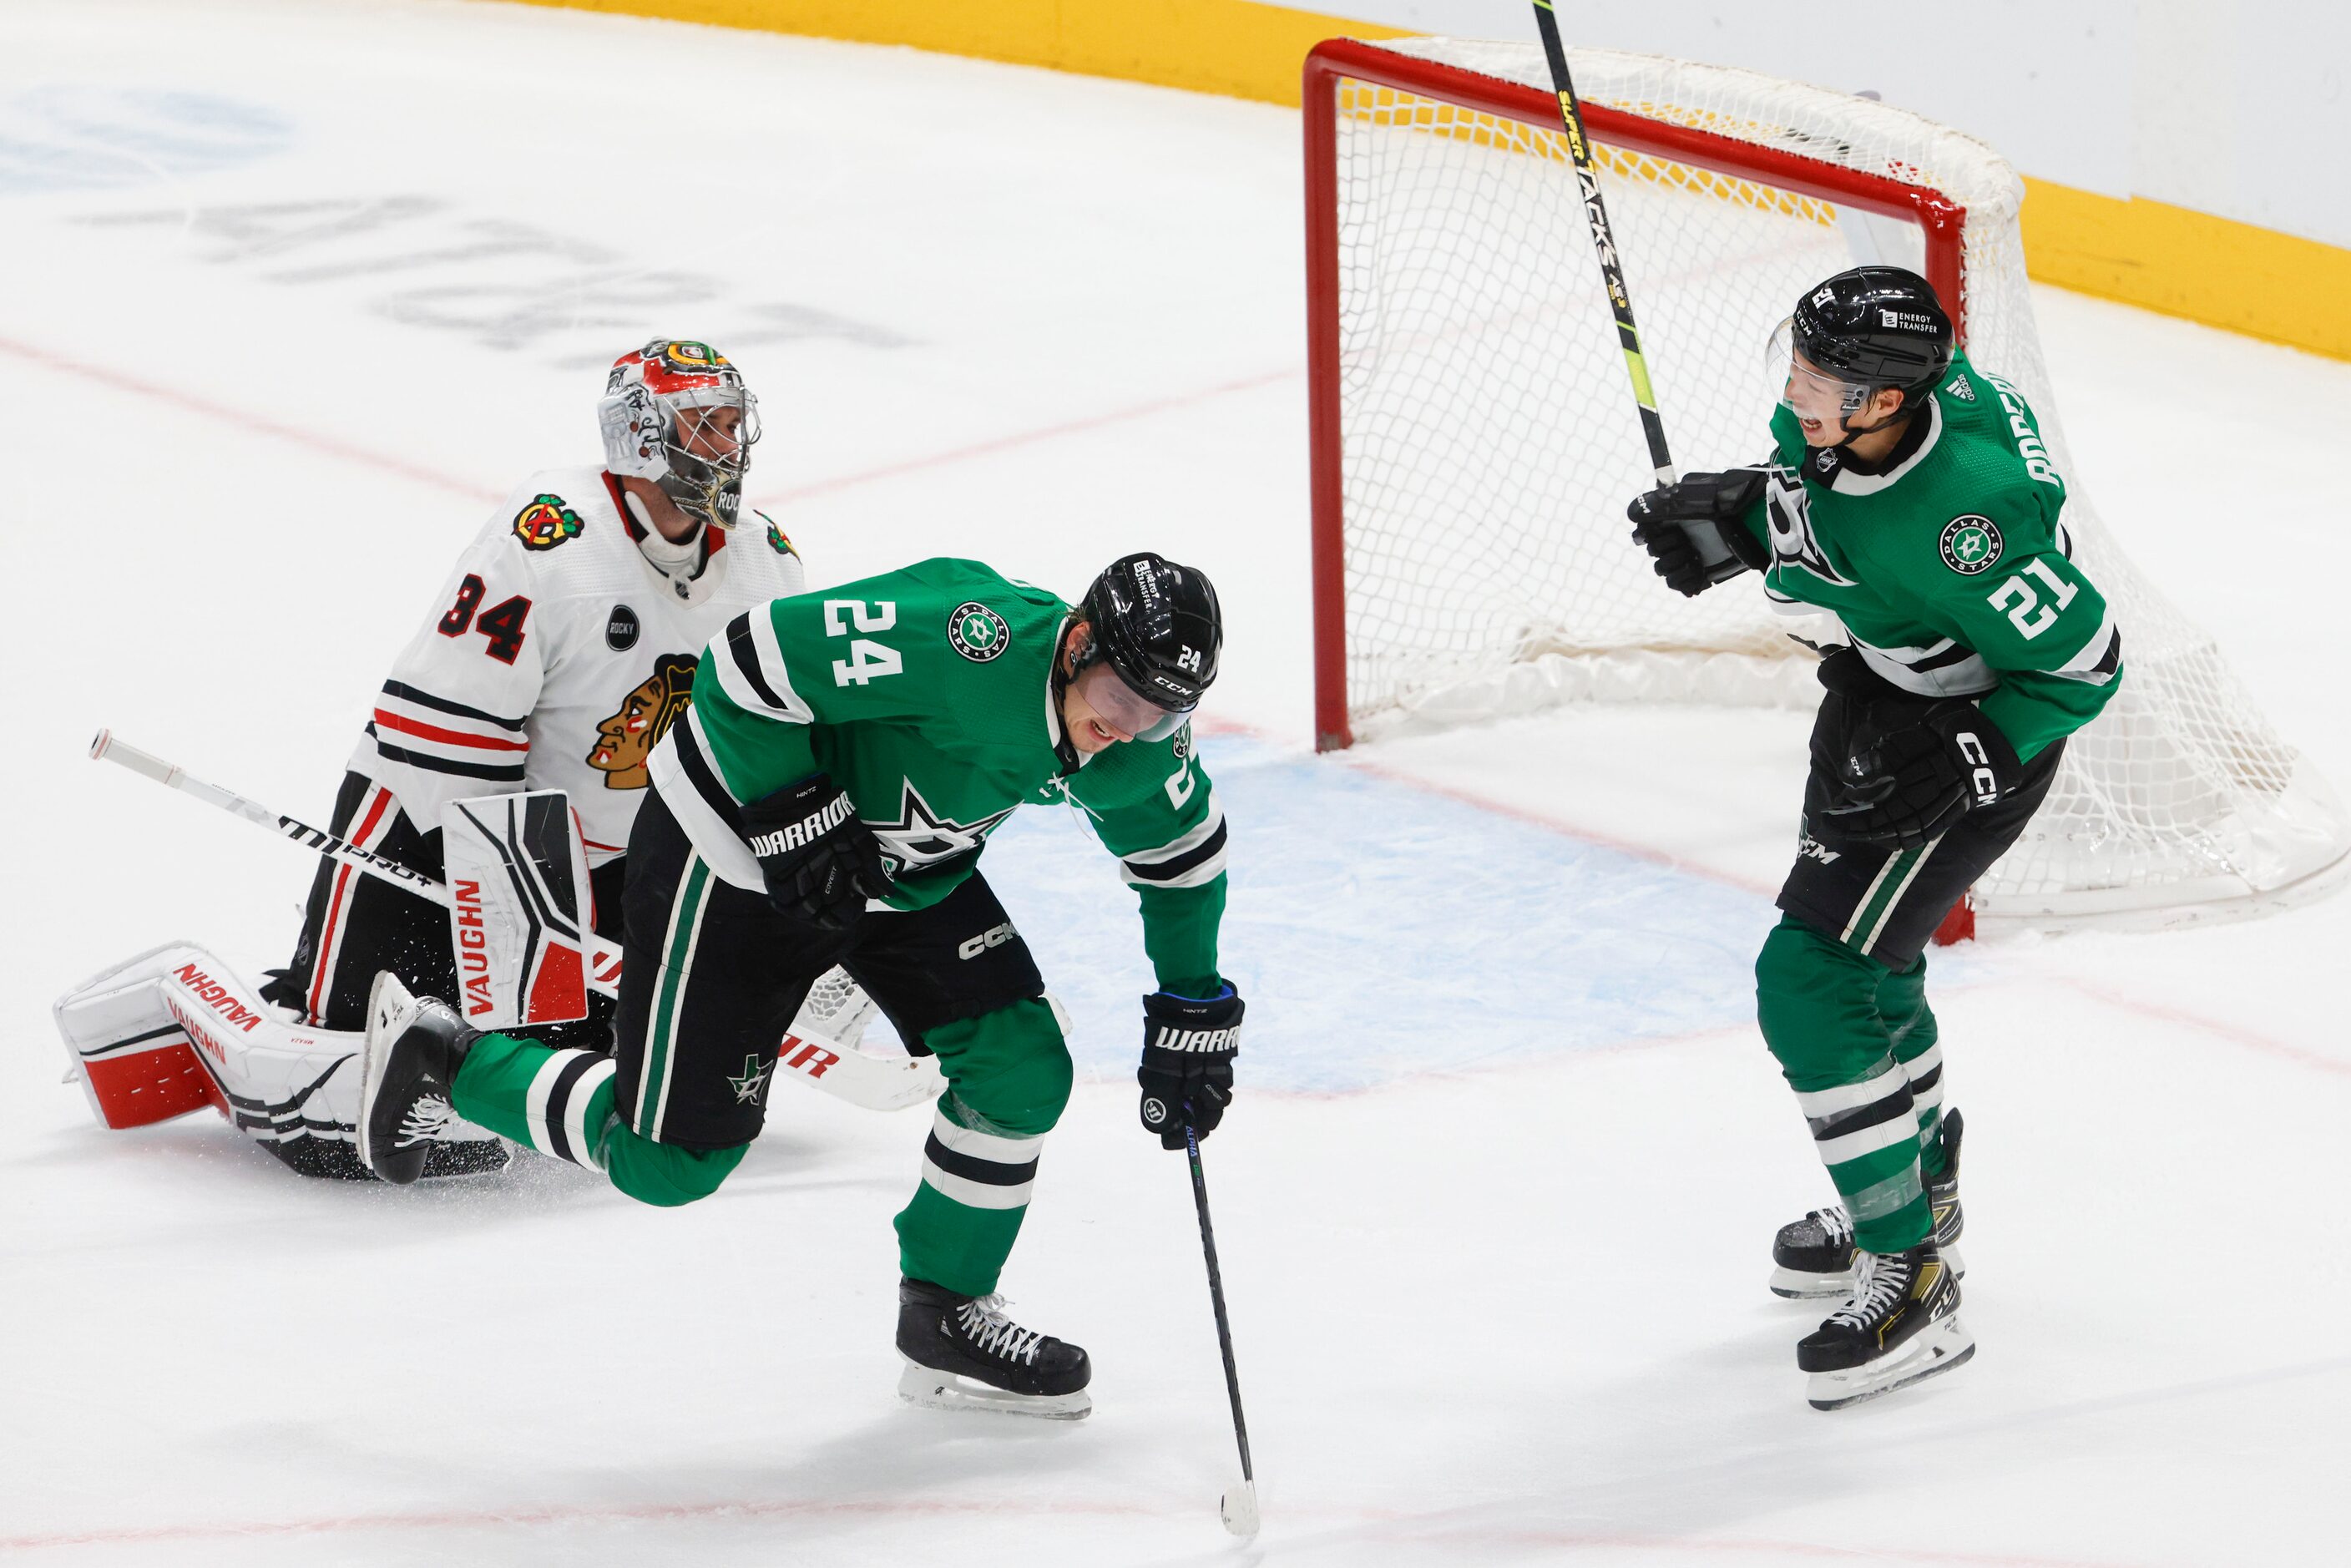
[1079,552,1223,714]
[1787,266,1954,400]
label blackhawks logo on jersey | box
[947,601,1010,663]
[756,511,796,558]
[1939,514,2004,576]
[586,653,697,789]
[513,495,584,552]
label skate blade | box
[897,1359,1092,1420]
[1807,1316,1975,1411]
[1768,1265,1854,1300]
[353,973,420,1178]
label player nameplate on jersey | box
[1939,515,2003,576]
[513,494,584,551]
[948,601,1010,663]
[606,604,640,650]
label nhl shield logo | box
[1939,515,2003,575]
[947,601,1009,662]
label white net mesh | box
[1322,37,2348,923]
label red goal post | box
[1306,37,1969,752]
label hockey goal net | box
[1305,35,2348,927]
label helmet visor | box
[1769,317,1873,419]
[1071,659,1192,744]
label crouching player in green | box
[1628,267,2122,1409]
[356,554,1241,1419]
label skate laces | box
[1828,1249,1916,1328]
[396,1095,457,1148]
[1809,1206,1855,1247]
[957,1295,1044,1365]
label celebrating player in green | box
[1629,267,2123,1409]
[356,553,1239,1419]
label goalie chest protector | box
[351,466,807,864]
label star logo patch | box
[947,601,1009,662]
[870,778,1016,878]
[1939,514,2003,575]
[727,1054,773,1105]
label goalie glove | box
[1137,985,1242,1151]
[741,773,892,931]
[1818,697,2025,851]
[1626,468,1772,596]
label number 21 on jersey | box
[825,599,901,686]
[1986,559,2077,640]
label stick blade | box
[1221,1479,1259,1537]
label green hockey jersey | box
[645,557,1228,991]
[1731,348,2123,760]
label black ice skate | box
[355,973,477,1186]
[1769,1107,1966,1299]
[1796,1242,1974,1410]
[896,1277,1092,1420]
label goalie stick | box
[88,729,938,1114]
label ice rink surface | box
[3,2,2348,1563]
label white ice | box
[3,3,2349,1563]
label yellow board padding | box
[2021,178,2351,362]
[494,0,1407,106]
[495,0,2351,362]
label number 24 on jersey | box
[827,599,901,686]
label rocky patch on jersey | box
[1940,515,2003,576]
[587,653,698,789]
[870,778,1016,878]
[948,601,1009,663]
[513,494,584,551]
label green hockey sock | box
[1756,918,1932,1253]
[453,1033,741,1206]
[892,999,1069,1297]
[1878,956,1950,1177]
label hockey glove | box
[1626,469,1772,597]
[741,773,892,931]
[1137,984,1243,1150]
[1818,699,2024,851]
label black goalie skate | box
[1796,1242,1974,1410]
[355,973,477,1186]
[896,1277,1092,1420]
[1769,1108,1966,1299]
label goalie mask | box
[597,339,761,530]
[1769,266,1954,439]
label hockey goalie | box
[58,340,919,1180]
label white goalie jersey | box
[351,466,807,862]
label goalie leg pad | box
[55,943,508,1177]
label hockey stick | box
[87,729,938,1113]
[1529,1,1674,488]
[1529,3,1746,579]
[1186,1124,1258,1536]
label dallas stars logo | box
[727,1054,773,1105]
[1940,514,2003,576]
[870,778,1016,878]
[947,600,1009,663]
